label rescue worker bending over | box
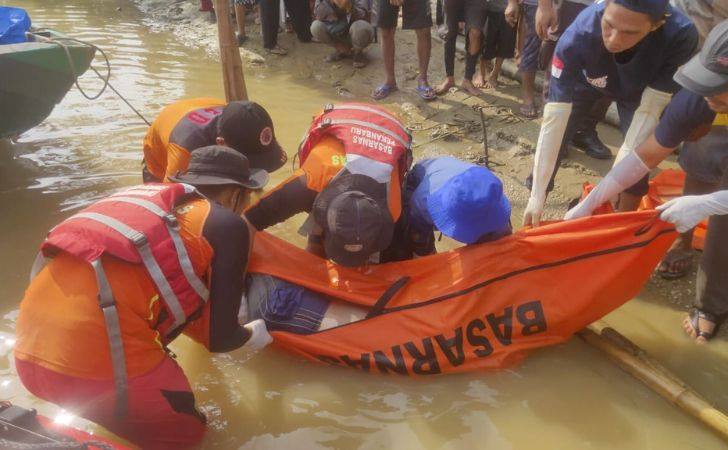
[566,21,728,343]
[245,102,412,267]
[381,156,512,262]
[523,0,698,226]
[244,156,513,334]
[143,98,287,182]
[15,146,272,449]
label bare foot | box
[435,78,455,95]
[461,78,481,96]
[473,72,485,88]
[482,75,499,90]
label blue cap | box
[426,166,511,245]
[612,0,670,20]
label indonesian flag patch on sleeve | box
[551,55,564,79]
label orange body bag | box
[248,212,675,375]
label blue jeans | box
[246,274,329,334]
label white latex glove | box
[524,102,573,227]
[656,190,728,233]
[565,151,650,220]
[523,196,546,227]
[241,319,273,352]
[613,87,672,166]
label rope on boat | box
[26,31,152,126]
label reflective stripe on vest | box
[97,196,210,302]
[91,258,129,419]
[38,183,208,418]
[69,212,188,331]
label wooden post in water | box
[578,321,728,442]
[212,0,248,102]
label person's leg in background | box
[350,20,375,68]
[234,0,248,45]
[372,0,399,99]
[519,2,540,118]
[199,0,217,23]
[477,9,516,89]
[260,0,287,54]
[462,0,486,96]
[684,161,728,342]
[436,0,466,94]
[283,0,312,42]
[657,174,716,278]
[570,96,613,159]
[403,0,436,100]
[15,357,206,450]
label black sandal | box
[686,308,719,341]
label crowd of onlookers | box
[197,0,613,148]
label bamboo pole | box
[212,0,248,102]
[578,321,728,442]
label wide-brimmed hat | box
[217,101,287,173]
[312,171,394,267]
[426,165,511,244]
[674,20,728,97]
[168,145,268,189]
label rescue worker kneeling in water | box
[142,98,287,182]
[243,155,513,334]
[14,146,273,450]
[245,103,412,267]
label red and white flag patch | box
[552,56,564,79]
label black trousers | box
[260,0,312,49]
[695,158,728,318]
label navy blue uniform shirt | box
[654,88,717,148]
[549,2,698,103]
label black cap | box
[313,172,394,267]
[168,145,268,189]
[675,20,728,96]
[217,101,287,172]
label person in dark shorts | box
[473,0,518,90]
[566,20,728,343]
[519,0,541,118]
[434,0,468,95]
[259,0,312,55]
[233,0,259,45]
[371,0,436,101]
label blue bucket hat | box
[612,0,670,21]
[426,166,511,245]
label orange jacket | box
[142,98,226,182]
[245,136,402,230]
[15,198,250,379]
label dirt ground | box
[134,0,710,335]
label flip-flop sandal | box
[371,84,398,100]
[519,104,539,119]
[657,248,693,280]
[686,308,719,342]
[266,45,287,56]
[416,84,437,101]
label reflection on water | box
[0,1,726,448]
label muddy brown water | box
[1,1,727,448]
